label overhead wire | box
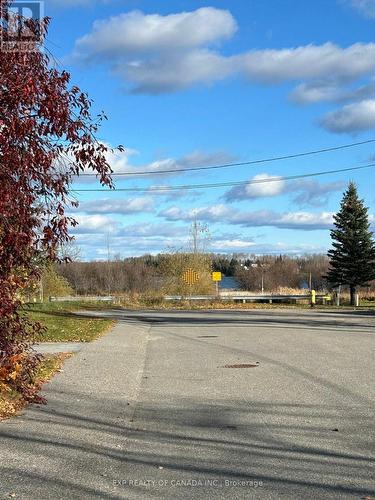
[71,162,375,193]
[39,46,375,196]
[74,138,375,177]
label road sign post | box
[212,272,222,298]
[311,289,316,307]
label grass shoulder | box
[24,301,115,342]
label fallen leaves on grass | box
[0,353,70,421]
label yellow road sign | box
[182,268,199,285]
[212,272,222,282]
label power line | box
[72,162,375,193]
[74,138,375,177]
[27,44,375,186]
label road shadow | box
[107,310,375,332]
[0,391,374,498]
[22,307,375,334]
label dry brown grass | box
[330,289,375,305]
[357,290,375,302]
[0,353,70,421]
[272,287,310,295]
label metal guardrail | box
[49,296,114,302]
[164,294,331,303]
[49,293,332,304]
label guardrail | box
[164,293,331,304]
[48,293,332,305]
[49,296,114,302]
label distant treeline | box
[54,253,350,295]
[234,254,330,292]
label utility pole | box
[106,232,111,296]
[192,217,198,254]
[189,217,210,254]
[259,261,266,294]
[193,219,198,254]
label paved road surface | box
[0,309,374,499]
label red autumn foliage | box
[0,3,118,400]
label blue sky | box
[44,0,375,259]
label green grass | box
[24,302,114,342]
[359,300,375,307]
[36,353,70,380]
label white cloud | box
[75,228,327,258]
[70,7,375,133]
[75,232,187,258]
[320,99,375,132]
[290,180,346,206]
[224,176,344,206]
[344,0,375,18]
[246,175,284,197]
[131,150,234,176]
[72,147,234,182]
[160,204,234,222]
[118,223,186,238]
[59,145,138,183]
[75,231,329,259]
[74,8,236,58]
[115,49,233,94]
[290,78,375,105]
[208,239,327,255]
[290,81,345,104]
[231,210,335,230]
[145,186,203,202]
[104,147,138,175]
[71,214,119,234]
[239,43,375,83]
[159,204,336,230]
[79,197,154,214]
[211,239,256,250]
[72,8,375,97]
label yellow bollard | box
[311,290,316,307]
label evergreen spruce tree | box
[327,182,375,305]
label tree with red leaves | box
[0,4,120,400]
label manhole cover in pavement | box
[223,363,259,368]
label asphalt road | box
[1,308,374,499]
